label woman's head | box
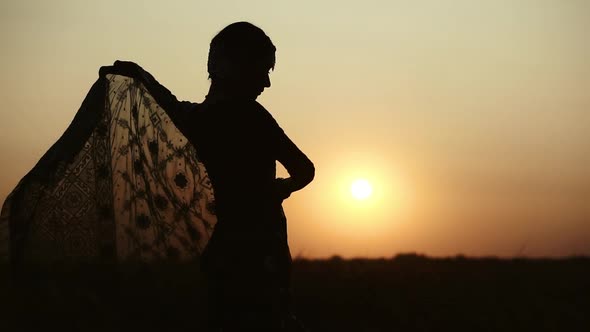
[207,22,276,99]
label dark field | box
[1,255,589,332]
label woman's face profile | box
[233,60,273,100]
[207,22,276,101]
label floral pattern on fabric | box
[0,73,217,263]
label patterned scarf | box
[0,65,217,264]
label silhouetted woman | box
[120,22,314,331]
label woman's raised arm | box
[99,60,196,135]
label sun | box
[350,179,373,200]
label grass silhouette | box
[1,254,588,331]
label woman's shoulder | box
[197,98,278,126]
[250,101,277,122]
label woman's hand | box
[273,177,292,201]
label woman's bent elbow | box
[304,161,315,185]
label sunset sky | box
[1,0,588,258]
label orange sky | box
[1,0,589,258]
